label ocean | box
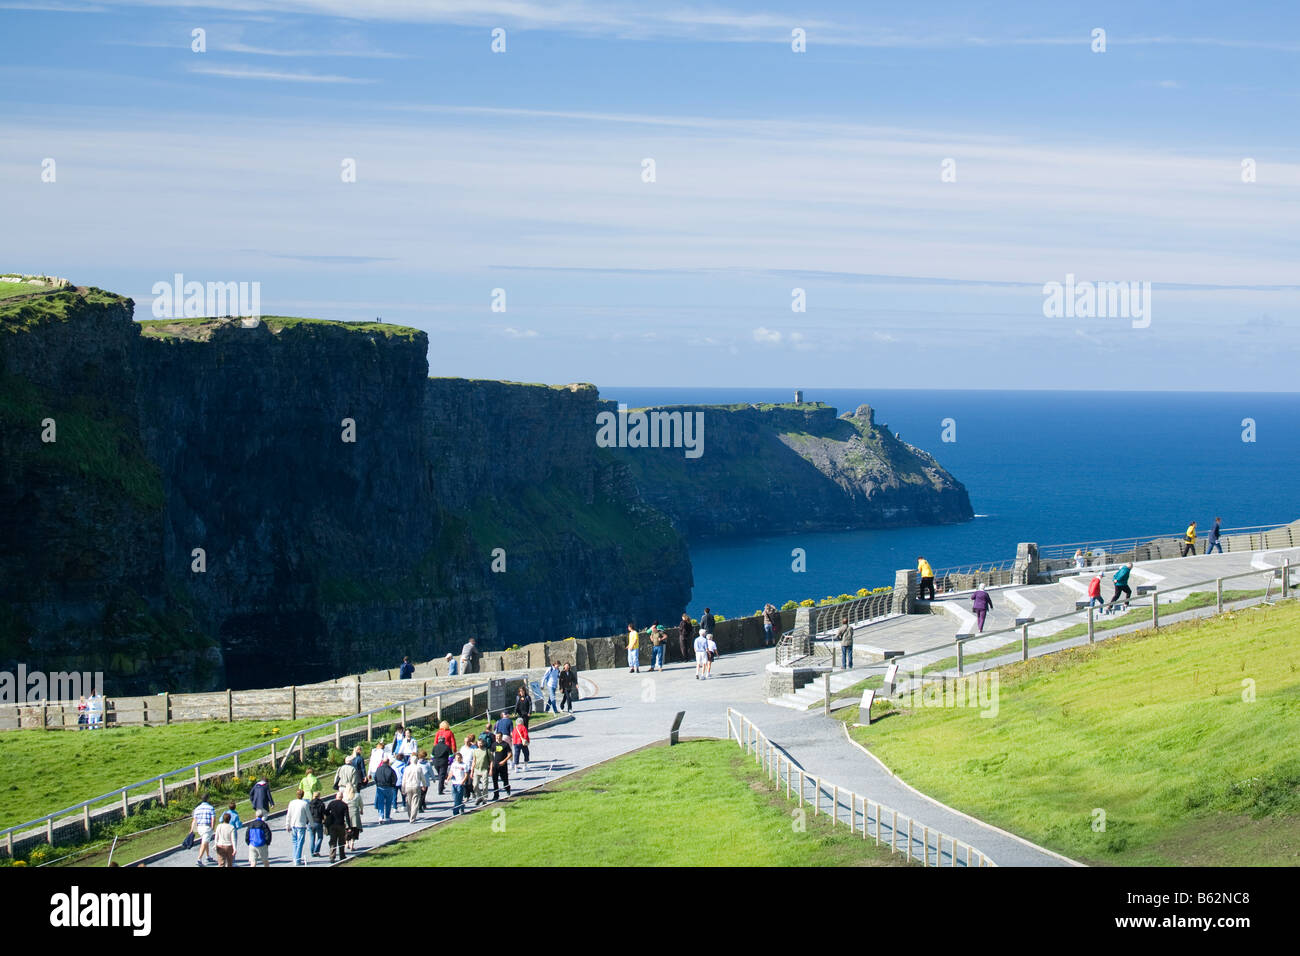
[595,388,1300,618]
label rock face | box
[603,401,973,538]
[0,289,691,692]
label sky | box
[1,1,1297,389]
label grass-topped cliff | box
[604,399,972,538]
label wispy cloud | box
[188,64,374,83]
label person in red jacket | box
[511,718,530,778]
[434,720,456,753]
[1087,575,1104,612]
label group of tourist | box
[75,694,105,729]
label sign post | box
[854,689,876,727]
[669,710,686,745]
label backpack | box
[248,823,267,847]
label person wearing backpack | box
[249,776,275,816]
[245,809,273,867]
[649,622,667,672]
[307,791,326,858]
[325,791,351,862]
[514,685,532,728]
[1108,563,1134,613]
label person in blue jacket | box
[1107,563,1133,613]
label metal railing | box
[775,589,894,667]
[725,708,994,867]
[882,561,1294,694]
[0,675,531,859]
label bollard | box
[1087,605,1095,643]
[1021,623,1029,661]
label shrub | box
[781,600,797,611]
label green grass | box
[354,739,910,867]
[840,599,1300,866]
[136,315,422,342]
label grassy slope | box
[355,739,909,867]
[136,315,421,342]
[840,600,1300,865]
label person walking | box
[490,732,512,800]
[244,810,272,867]
[1086,574,1104,613]
[515,684,532,728]
[917,557,935,601]
[471,737,491,806]
[434,720,457,753]
[458,738,477,803]
[325,791,350,862]
[626,623,640,673]
[224,801,242,837]
[693,628,710,680]
[700,608,716,649]
[448,754,468,815]
[401,758,425,823]
[399,656,415,679]
[307,790,326,858]
[287,790,314,865]
[368,739,387,781]
[542,662,560,712]
[431,736,453,795]
[678,614,694,664]
[494,710,514,737]
[446,653,459,676]
[511,717,530,777]
[334,756,358,795]
[1107,563,1134,613]
[559,663,577,712]
[348,745,366,786]
[836,620,854,668]
[299,767,319,799]
[705,633,718,678]
[212,811,238,868]
[459,636,481,675]
[342,784,363,852]
[648,622,667,671]
[1181,521,1198,557]
[970,584,993,633]
[190,793,216,866]
[1206,517,1223,554]
[1073,549,1086,570]
[249,776,275,817]
[762,603,779,647]
[372,758,398,823]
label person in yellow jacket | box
[917,557,935,601]
[626,623,641,673]
[1181,521,1197,557]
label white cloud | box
[188,65,373,83]
[502,327,540,338]
[753,327,783,345]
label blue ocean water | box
[596,388,1300,618]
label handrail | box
[0,675,514,847]
[725,707,994,867]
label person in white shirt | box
[693,633,710,680]
[397,730,416,757]
[368,741,386,778]
[285,789,312,865]
[401,759,426,823]
[705,636,718,677]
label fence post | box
[1216,578,1223,613]
[1087,605,1095,643]
[83,804,91,835]
[1284,560,1291,597]
[785,760,790,799]
[1021,623,1029,661]
[832,785,838,825]
[355,681,362,715]
[813,778,820,816]
[366,713,373,741]
[334,720,341,749]
[233,752,240,777]
[46,818,53,845]
[436,695,443,722]
[299,735,306,764]
[891,809,898,853]
[798,770,804,808]
[289,686,297,721]
[226,689,233,723]
[967,844,973,868]
[1152,589,1160,629]
[956,640,964,675]
[163,691,170,725]
[121,791,128,818]
[270,741,277,768]
[907,819,914,862]
[823,673,830,715]
[922,826,928,866]
[158,779,166,806]
[194,766,201,793]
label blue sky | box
[1,1,1297,388]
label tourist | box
[285,789,311,865]
[325,791,351,862]
[368,739,387,780]
[446,653,459,676]
[394,755,410,813]
[1181,521,1198,557]
[700,607,716,649]
[511,717,530,777]
[190,793,216,866]
[706,633,718,677]
[626,623,640,673]
[917,557,935,601]
[249,776,275,816]
[460,636,481,675]
[86,692,104,729]
[693,628,710,680]
[348,745,366,785]
[431,736,454,795]
[494,710,514,737]
[434,720,457,752]
[1207,517,1223,554]
[76,696,87,730]
[448,753,468,815]
[372,758,398,822]
[490,731,512,800]
[1073,549,1086,570]
[307,791,326,858]
[459,738,478,801]
[334,754,358,794]
[225,801,242,837]
[515,684,532,727]
[245,810,273,867]
[679,613,694,663]
[299,766,318,799]
[559,664,577,712]
[542,662,560,712]
[836,620,854,668]
[970,584,993,633]
[472,737,491,806]
[649,622,667,671]
[1087,575,1104,613]
[342,783,363,851]
[212,811,238,868]
[1107,563,1134,612]
[396,729,417,759]
[399,656,415,679]
[763,603,779,647]
[401,757,425,823]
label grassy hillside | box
[355,739,909,867]
[841,599,1300,865]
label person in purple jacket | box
[970,584,993,633]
